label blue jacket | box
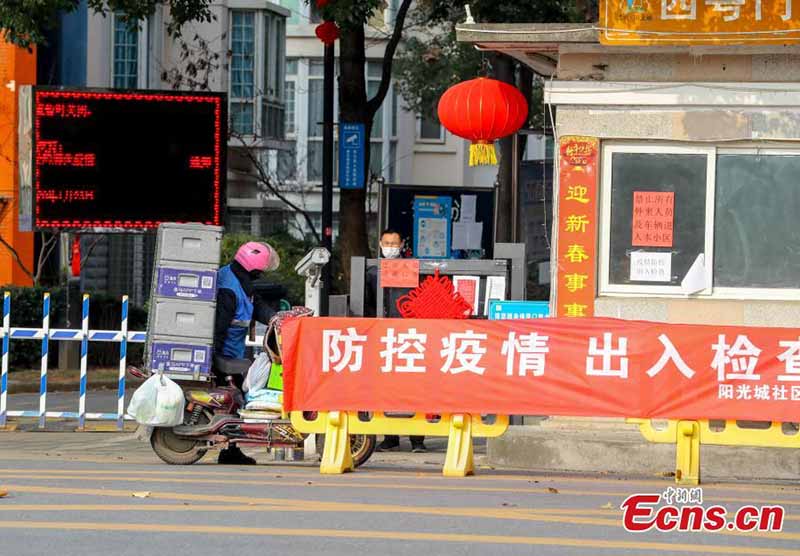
[216,264,254,359]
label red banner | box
[282,317,800,422]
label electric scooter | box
[129,312,376,467]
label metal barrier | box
[628,417,800,485]
[291,411,509,476]
[1,291,146,430]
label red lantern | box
[315,21,339,45]
[316,0,331,7]
[437,77,528,166]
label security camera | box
[295,247,330,277]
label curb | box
[488,423,800,481]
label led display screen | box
[29,88,226,230]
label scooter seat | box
[213,356,251,376]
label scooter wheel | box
[151,427,207,465]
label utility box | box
[145,223,223,381]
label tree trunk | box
[336,25,371,286]
[493,54,515,244]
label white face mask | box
[381,246,401,259]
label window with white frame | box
[600,143,800,298]
[306,59,337,182]
[284,59,297,135]
[417,110,445,142]
[228,9,286,139]
[112,13,140,88]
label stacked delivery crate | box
[145,223,223,382]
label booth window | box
[714,152,800,289]
[601,144,800,298]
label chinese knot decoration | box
[315,20,339,45]
[396,270,473,319]
[437,77,528,166]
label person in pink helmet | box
[213,241,280,464]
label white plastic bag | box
[243,353,271,393]
[127,374,185,427]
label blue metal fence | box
[0,291,147,430]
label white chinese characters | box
[380,328,427,373]
[502,332,550,377]
[322,328,367,373]
[586,332,629,379]
[441,331,488,375]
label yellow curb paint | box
[3,472,800,509]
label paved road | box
[7,390,134,414]
[0,432,799,555]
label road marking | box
[0,520,795,554]
[4,472,800,509]
[0,466,798,500]
[4,486,799,543]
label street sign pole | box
[320,42,335,317]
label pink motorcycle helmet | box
[234,241,280,273]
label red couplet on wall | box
[556,136,599,318]
[282,316,800,422]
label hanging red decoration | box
[70,235,81,278]
[437,77,528,166]
[396,270,473,319]
[315,21,339,45]
[316,0,331,7]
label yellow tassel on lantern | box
[469,142,497,166]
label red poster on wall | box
[282,316,800,423]
[632,191,675,247]
[556,137,599,317]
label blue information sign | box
[488,300,551,320]
[413,196,452,259]
[338,122,365,189]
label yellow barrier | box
[628,418,800,485]
[291,411,509,476]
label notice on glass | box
[453,275,480,315]
[630,251,672,282]
[460,195,477,223]
[451,221,483,251]
[483,275,507,315]
[632,191,674,247]
[417,217,448,258]
[380,259,420,289]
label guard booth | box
[349,243,527,319]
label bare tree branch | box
[239,146,322,243]
[366,0,413,117]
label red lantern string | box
[315,20,339,45]
[437,77,528,166]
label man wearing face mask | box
[365,229,426,453]
[213,241,281,464]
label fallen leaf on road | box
[131,491,151,498]
[657,471,676,478]
[501,502,518,508]
[601,502,614,509]
[547,487,559,494]
[0,489,8,498]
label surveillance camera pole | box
[320,40,335,317]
